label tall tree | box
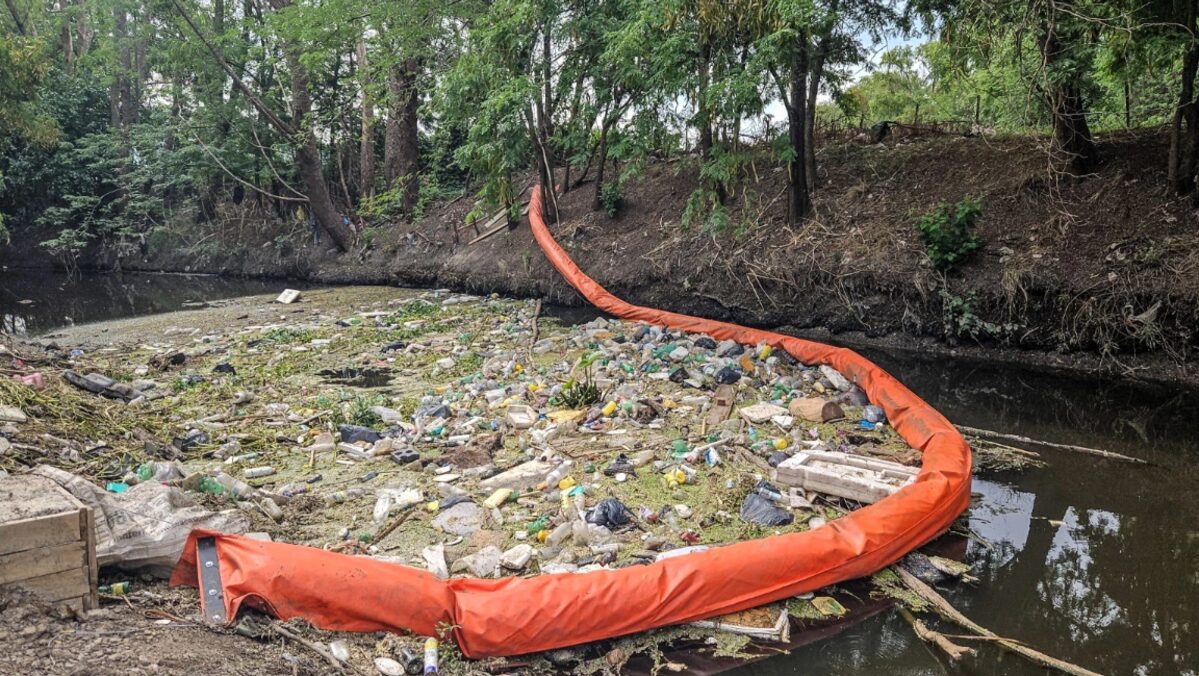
[170,0,355,250]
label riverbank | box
[6,130,1197,386]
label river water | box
[3,271,1196,675]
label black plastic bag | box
[739,493,793,526]
[586,497,632,528]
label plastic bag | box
[586,498,631,528]
[739,493,793,526]
[33,464,249,577]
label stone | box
[431,502,484,536]
[0,406,27,424]
[738,402,788,424]
[500,544,534,570]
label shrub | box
[915,198,983,270]
[599,180,623,218]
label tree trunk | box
[787,44,811,225]
[4,0,27,35]
[60,1,74,73]
[593,118,612,211]
[1040,3,1097,175]
[1046,82,1096,174]
[357,38,375,201]
[804,55,820,193]
[1123,81,1131,128]
[278,34,355,250]
[1169,1,1199,193]
[384,58,420,216]
[110,3,134,171]
[697,40,725,202]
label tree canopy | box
[3,0,1199,261]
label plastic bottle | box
[244,466,276,479]
[214,472,257,499]
[259,498,284,522]
[137,461,183,483]
[542,460,573,491]
[373,493,392,523]
[326,487,367,505]
[278,483,309,498]
[423,638,438,674]
[546,521,573,547]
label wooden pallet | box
[0,474,98,610]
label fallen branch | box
[897,606,975,661]
[895,566,1102,676]
[956,424,1147,465]
[373,507,417,546]
[269,623,362,674]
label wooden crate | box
[0,474,98,610]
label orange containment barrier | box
[171,185,971,658]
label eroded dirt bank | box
[8,131,1198,385]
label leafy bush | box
[599,180,623,218]
[915,198,983,270]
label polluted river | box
[1,272,1196,675]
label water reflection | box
[742,347,1199,674]
[0,270,316,336]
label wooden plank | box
[0,511,82,556]
[2,566,88,603]
[79,507,98,609]
[468,203,531,245]
[706,385,737,427]
[0,542,85,585]
[0,475,81,524]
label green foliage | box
[599,180,623,218]
[682,187,729,234]
[557,351,601,407]
[915,198,983,271]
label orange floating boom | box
[171,185,971,658]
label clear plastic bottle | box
[542,460,573,492]
[214,471,257,499]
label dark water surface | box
[742,350,1199,675]
[0,269,314,336]
[5,272,1197,674]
